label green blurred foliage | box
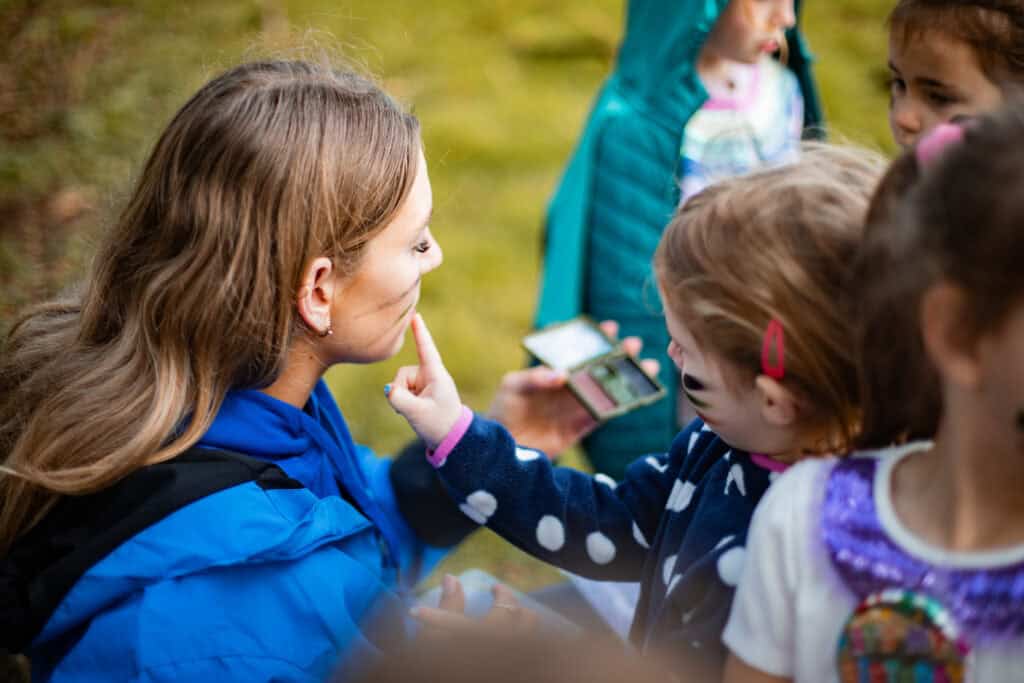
[0,0,894,589]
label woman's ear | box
[296,256,336,337]
[920,282,981,389]
[755,375,799,428]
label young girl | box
[722,108,1024,682]
[886,0,1024,148]
[536,0,822,478]
[0,59,595,681]
[387,145,883,678]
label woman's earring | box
[318,323,333,338]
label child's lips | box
[761,39,779,53]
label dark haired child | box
[724,107,1024,683]
[887,0,1024,147]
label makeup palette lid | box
[523,318,615,371]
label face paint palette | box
[523,317,666,422]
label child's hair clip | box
[761,318,785,380]
[915,123,965,168]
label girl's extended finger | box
[411,313,444,369]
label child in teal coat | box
[537,0,823,478]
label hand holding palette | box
[523,317,666,422]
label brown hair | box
[889,1,1024,87]
[857,103,1024,448]
[654,144,885,451]
[0,59,421,550]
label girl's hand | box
[386,314,463,450]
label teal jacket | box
[536,0,822,476]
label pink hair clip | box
[761,318,785,380]
[915,123,965,168]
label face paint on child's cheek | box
[681,374,711,411]
[682,374,707,392]
[683,392,710,413]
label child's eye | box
[413,239,431,254]
[926,90,958,107]
[888,77,906,94]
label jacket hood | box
[616,0,727,99]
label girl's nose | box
[891,99,923,147]
[776,1,796,29]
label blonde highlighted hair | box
[0,59,421,551]
[654,144,885,449]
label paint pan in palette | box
[523,317,666,422]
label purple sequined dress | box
[821,456,1024,647]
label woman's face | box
[328,149,442,364]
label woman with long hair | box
[0,59,594,682]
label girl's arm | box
[386,315,679,580]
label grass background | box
[0,0,895,590]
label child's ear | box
[920,282,981,388]
[296,256,336,337]
[754,375,799,428]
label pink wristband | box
[425,405,474,468]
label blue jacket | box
[4,381,464,682]
[536,0,822,477]
[431,414,778,679]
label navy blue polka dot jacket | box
[431,413,780,676]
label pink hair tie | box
[761,319,785,380]
[915,123,965,168]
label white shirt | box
[723,444,1024,682]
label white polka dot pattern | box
[458,490,497,525]
[586,532,616,565]
[515,447,540,462]
[536,515,565,551]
